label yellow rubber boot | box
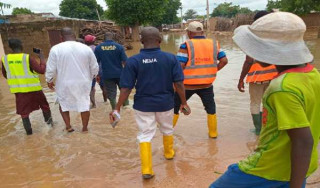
[139,142,154,179]
[163,135,175,160]
[207,114,218,138]
[173,114,179,128]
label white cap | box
[186,21,204,32]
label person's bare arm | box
[30,52,46,74]
[174,81,190,115]
[180,63,186,70]
[288,127,313,188]
[1,62,7,79]
[217,57,228,71]
[115,88,132,112]
[238,55,254,92]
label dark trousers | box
[174,85,216,114]
[104,78,129,109]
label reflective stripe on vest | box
[183,38,218,85]
[246,62,278,83]
[2,54,42,93]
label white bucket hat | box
[233,12,314,65]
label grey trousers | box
[104,78,129,109]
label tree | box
[12,8,33,15]
[266,0,282,11]
[183,9,198,21]
[105,0,168,41]
[151,0,181,27]
[211,2,252,18]
[266,0,320,15]
[59,0,104,20]
[0,2,11,15]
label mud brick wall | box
[0,20,117,57]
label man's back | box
[95,40,127,79]
[48,41,97,85]
[120,48,183,112]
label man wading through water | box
[1,39,53,135]
[110,27,190,179]
[237,11,278,135]
[174,21,228,138]
[46,28,99,132]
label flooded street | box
[0,32,320,188]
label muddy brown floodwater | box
[0,33,319,188]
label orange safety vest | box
[246,62,278,83]
[184,39,219,85]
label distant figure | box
[210,12,319,188]
[1,38,53,135]
[174,21,228,138]
[110,27,190,179]
[95,32,128,110]
[85,35,98,108]
[46,28,99,132]
[84,34,108,106]
[237,11,278,135]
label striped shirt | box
[177,36,226,64]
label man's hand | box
[238,79,245,92]
[47,82,55,90]
[180,104,191,115]
[109,110,121,126]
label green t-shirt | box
[239,65,320,181]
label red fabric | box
[84,35,96,43]
[276,63,314,78]
[15,90,50,116]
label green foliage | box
[105,0,169,26]
[12,7,33,15]
[59,0,104,20]
[266,0,320,15]
[266,0,281,11]
[0,2,11,9]
[0,2,11,15]
[211,2,252,18]
[196,15,205,20]
[151,0,181,26]
[183,9,198,21]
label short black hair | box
[254,11,272,21]
[8,38,22,50]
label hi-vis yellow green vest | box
[184,39,219,85]
[2,53,42,93]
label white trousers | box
[249,83,270,114]
[135,109,174,143]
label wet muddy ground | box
[0,33,319,188]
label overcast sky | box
[2,0,268,16]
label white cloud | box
[1,0,107,15]
[1,0,266,16]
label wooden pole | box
[206,0,210,30]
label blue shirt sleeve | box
[119,45,127,62]
[172,56,184,82]
[120,58,137,89]
[218,51,226,60]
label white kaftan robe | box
[45,41,99,112]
